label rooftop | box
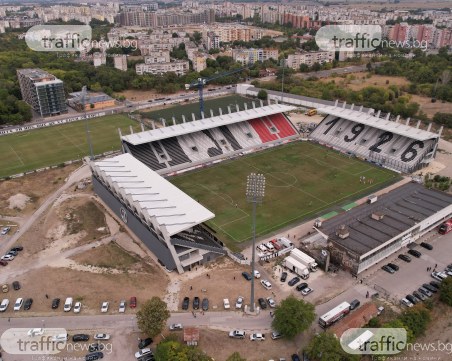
[317,105,439,141]
[90,153,215,237]
[121,103,296,146]
[322,183,452,257]
[17,68,56,81]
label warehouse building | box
[319,182,452,275]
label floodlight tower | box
[246,173,266,312]
[82,86,94,160]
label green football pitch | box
[0,114,141,178]
[171,141,399,247]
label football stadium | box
[90,95,442,273]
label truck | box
[282,256,309,279]
[439,218,452,235]
[290,248,318,272]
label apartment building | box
[286,51,334,69]
[232,48,279,65]
[114,55,128,71]
[17,68,67,117]
[136,61,190,76]
[144,50,171,64]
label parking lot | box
[363,229,452,301]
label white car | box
[1,227,11,235]
[260,279,272,290]
[400,298,413,308]
[229,330,246,339]
[235,296,244,309]
[266,297,276,308]
[265,242,275,251]
[27,328,44,337]
[253,270,261,279]
[250,333,265,341]
[169,323,183,331]
[93,333,110,340]
[135,348,152,359]
[119,300,126,313]
[301,287,313,296]
[63,297,73,312]
[13,297,23,311]
[51,333,68,342]
[223,298,230,309]
[1,254,14,261]
[257,245,268,253]
[73,302,81,313]
[101,301,109,313]
[0,299,9,312]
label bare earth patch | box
[7,193,31,210]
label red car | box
[130,296,137,308]
[0,260,7,266]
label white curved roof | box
[122,104,296,146]
[90,153,215,237]
[318,105,439,141]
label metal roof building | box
[321,183,452,275]
[90,153,226,273]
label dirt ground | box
[0,163,80,217]
[320,72,452,119]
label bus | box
[318,301,351,328]
[439,218,452,235]
[347,330,374,351]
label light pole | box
[246,173,266,312]
[280,58,286,104]
[82,86,94,160]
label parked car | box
[400,298,414,308]
[24,298,33,310]
[280,272,288,282]
[12,281,20,290]
[10,246,23,252]
[88,343,101,352]
[119,300,126,313]
[260,280,272,290]
[64,297,73,312]
[100,302,109,313]
[0,260,7,266]
[27,328,44,337]
[85,351,103,361]
[258,298,267,309]
[51,298,60,309]
[406,294,418,305]
[430,281,441,289]
[13,297,23,311]
[235,296,244,309]
[202,298,209,311]
[52,333,68,342]
[1,227,11,235]
[7,250,18,256]
[413,291,426,301]
[229,330,246,339]
[253,270,261,278]
[1,254,14,261]
[135,348,152,359]
[291,354,301,361]
[418,287,432,297]
[74,302,82,313]
[387,263,399,271]
[182,297,189,310]
[296,282,308,292]
[420,242,433,250]
[193,297,200,310]
[73,334,90,342]
[288,277,301,286]
[266,297,276,308]
[93,334,110,340]
[2,284,8,293]
[250,333,265,341]
[422,283,437,293]
[350,299,360,310]
[0,299,9,312]
[301,287,313,296]
[223,299,230,309]
[242,272,252,281]
[408,249,421,258]
[271,331,282,340]
[138,338,153,349]
[431,272,447,281]
[169,323,183,331]
[129,296,137,308]
[398,254,411,263]
[382,265,395,274]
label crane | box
[185,65,250,117]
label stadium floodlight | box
[82,86,94,160]
[246,173,266,313]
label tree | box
[155,339,213,361]
[305,332,360,361]
[257,89,268,100]
[440,277,452,306]
[136,297,170,338]
[399,307,430,339]
[271,295,315,339]
[226,352,247,361]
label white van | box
[63,297,73,312]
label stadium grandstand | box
[121,104,299,174]
[309,104,440,173]
[90,153,227,273]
